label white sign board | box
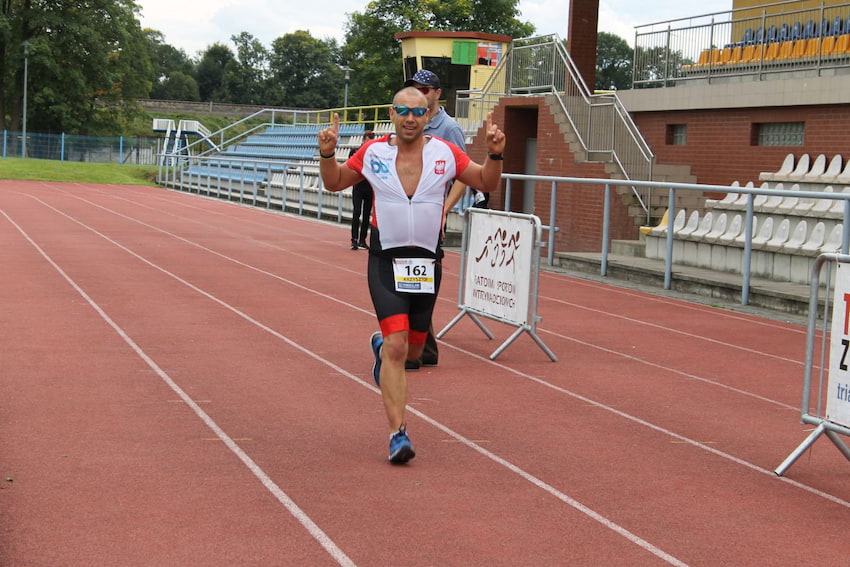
[827,262,850,426]
[462,211,533,326]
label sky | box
[134,0,733,57]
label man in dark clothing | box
[349,131,376,249]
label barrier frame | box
[776,253,850,476]
[438,208,556,361]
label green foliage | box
[0,0,153,134]
[1,0,537,135]
[596,31,633,91]
[155,71,200,101]
[633,44,694,85]
[268,31,343,109]
[343,0,534,106]
[196,43,237,102]
[145,28,197,100]
[224,32,269,105]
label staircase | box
[543,94,704,231]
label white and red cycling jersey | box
[346,134,470,254]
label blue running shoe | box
[370,331,383,387]
[389,427,415,464]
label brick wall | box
[632,104,850,187]
[567,0,599,90]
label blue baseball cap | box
[404,69,441,89]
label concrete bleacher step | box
[611,239,645,257]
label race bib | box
[392,258,436,294]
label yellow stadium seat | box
[717,46,735,65]
[777,40,795,60]
[820,35,836,56]
[710,48,723,66]
[790,39,807,59]
[727,45,744,65]
[763,41,781,62]
[802,38,820,58]
[682,48,710,71]
[834,34,850,55]
[740,44,764,64]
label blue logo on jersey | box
[370,159,390,174]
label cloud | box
[136,0,734,56]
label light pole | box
[341,66,352,109]
[22,40,30,159]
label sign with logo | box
[828,262,850,426]
[463,211,533,325]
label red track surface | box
[1,179,847,566]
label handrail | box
[456,34,655,216]
[634,0,850,87]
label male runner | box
[318,87,506,463]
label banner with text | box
[462,210,533,326]
[828,262,850,426]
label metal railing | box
[157,153,354,223]
[634,0,850,87]
[500,173,850,307]
[158,154,850,310]
[455,34,655,215]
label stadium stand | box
[177,121,381,215]
[643,153,849,285]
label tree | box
[0,0,153,134]
[596,31,633,91]
[633,44,694,86]
[268,31,342,109]
[144,29,197,100]
[156,71,200,102]
[343,0,534,106]
[223,32,268,105]
[195,43,236,102]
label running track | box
[1,180,847,566]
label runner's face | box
[390,89,429,142]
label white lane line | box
[28,191,850,509]
[0,207,358,567]
[16,197,691,566]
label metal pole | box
[340,66,352,110]
[22,41,30,159]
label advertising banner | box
[462,210,533,326]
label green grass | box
[0,157,159,186]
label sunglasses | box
[393,105,428,117]
[415,86,434,95]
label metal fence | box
[1,130,162,165]
[634,0,850,87]
[775,253,850,476]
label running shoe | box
[389,426,415,464]
[370,331,383,387]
